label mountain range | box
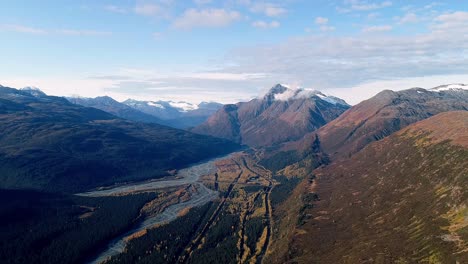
[284,85,468,159]
[69,96,223,129]
[0,82,467,264]
[263,84,468,263]
[0,86,238,192]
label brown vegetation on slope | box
[278,111,468,263]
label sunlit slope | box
[287,111,468,263]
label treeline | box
[259,151,301,172]
[0,189,156,264]
[270,176,302,207]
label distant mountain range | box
[0,85,238,192]
[67,96,165,124]
[192,84,350,147]
[68,96,223,129]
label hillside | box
[192,84,350,147]
[0,86,239,193]
[269,111,468,263]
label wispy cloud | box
[56,29,112,36]
[95,70,266,103]
[339,0,392,13]
[223,11,468,91]
[104,5,127,14]
[315,17,329,25]
[1,24,46,34]
[433,11,468,32]
[315,17,335,32]
[362,25,392,33]
[194,0,212,5]
[397,12,419,24]
[0,24,111,36]
[173,8,242,29]
[249,3,287,17]
[133,0,174,19]
[252,20,280,29]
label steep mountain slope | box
[276,111,468,263]
[123,99,223,129]
[192,84,350,147]
[67,96,164,124]
[0,86,239,193]
[292,86,468,158]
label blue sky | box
[1,0,468,104]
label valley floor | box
[79,151,281,264]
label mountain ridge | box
[287,86,468,159]
[192,84,350,147]
[0,86,239,192]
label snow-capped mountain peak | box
[20,86,47,97]
[147,101,165,109]
[430,83,468,92]
[265,84,349,106]
[167,101,198,112]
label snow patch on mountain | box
[147,101,165,109]
[430,83,468,92]
[20,86,46,97]
[270,84,349,106]
[168,101,198,112]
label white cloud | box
[194,0,212,4]
[250,3,287,17]
[320,25,336,32]
[362,25,392,33]
[223,11,468,94]
[173,8,241,29]
[314,17,335,32]
[315,17,329,25]
[104,5,127,14]
[367,12,379,19]
[252,20,280,29]
[152,32,163,39]
[339,0,392,13]
[433,11,468,32]
[56,29,112,36]
[0,24,111,36]
[0,24,46,34]
[134,4,165,16]
[133,0,174,18]
[398,12,419,24]
[424,2,444,10]
[326,74,468,105]
[182,72,266,80]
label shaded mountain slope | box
[192,84,350,147]
[274,111,468,263]
[0,86,239,193]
